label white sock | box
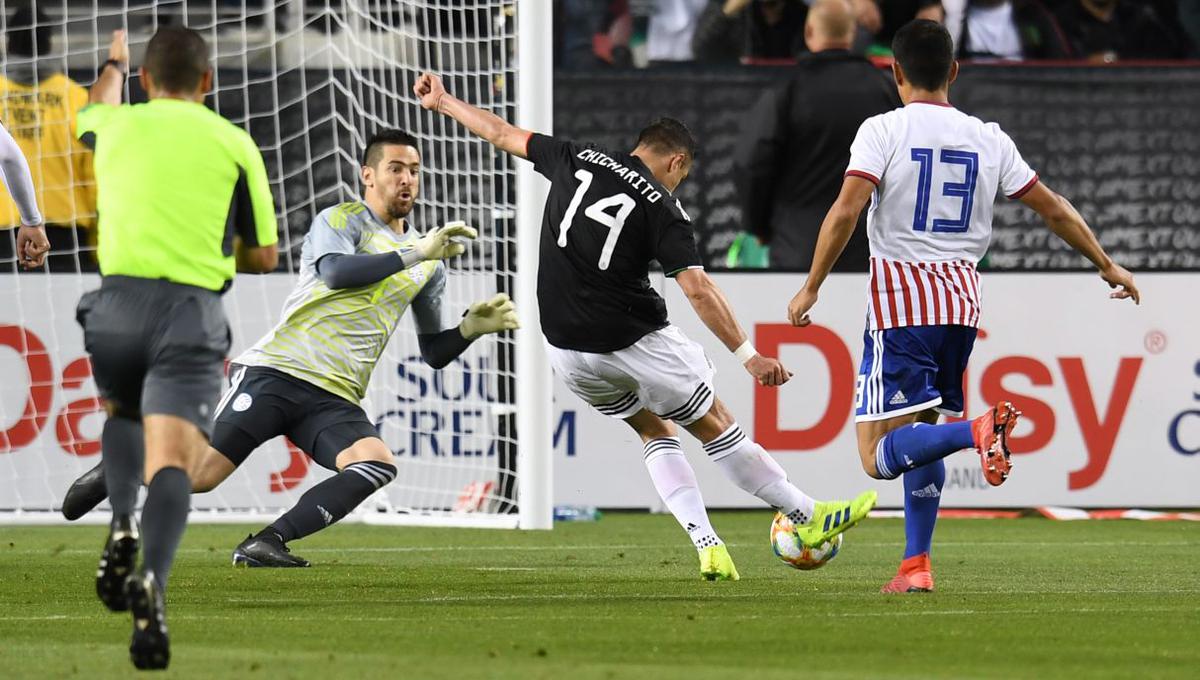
[703,424,817,525]
[644,437,722,550]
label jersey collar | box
[628,154,671,196]
[362,201,415,240]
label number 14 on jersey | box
[558,169,636,270]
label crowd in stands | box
[556,0,1200,68]
[0,4,97,273]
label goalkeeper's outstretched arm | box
[417,294,520,369]
[415,73,533,159]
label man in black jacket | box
[735,0,899,270]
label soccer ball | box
[770,512,842,570]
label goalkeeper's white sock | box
[643,437,722,550]
[703,424,817,525]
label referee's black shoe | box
[96,514,139,612]
[62,462,108,521]
[232,532,310,568]
[126,569,169,670]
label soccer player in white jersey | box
[416,72,877,582]
[62,129,519,567]
[787,20,1139,593]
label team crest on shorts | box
[232,393,253,412]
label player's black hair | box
[362,129,420,167]
[6,4,51,58]
[892,19,955,92]
[144,27,210,94]
[635,117,696,163]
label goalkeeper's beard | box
[385,195,415,223]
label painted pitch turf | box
[0,514,1196,679]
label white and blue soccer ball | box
[770,512,842,570]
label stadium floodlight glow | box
[0,1,553,530]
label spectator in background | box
[693,0,808,63]
[734,0,899,270]
[648,0,708,62]
[859,0,945,54]
[957,0,1070,59]
[0,4,97,272]
[1183,0,1200,56]
[1053,0,1189,60]
[559,0,633,68]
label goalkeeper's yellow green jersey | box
[76,99,277,292]
[234,201,446,403]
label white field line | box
[223,588,1200,605]
[1,606,1194,624]
[473,567,540,571]
[5,540,1195,556]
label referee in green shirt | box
[74,28,278,670]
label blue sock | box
[875,421,973,480]
[902,460,945,559]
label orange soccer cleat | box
[971,401,1020,486]
[881,553,934,594]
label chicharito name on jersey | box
[574,149,664,203]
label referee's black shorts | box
[76,275,230,436]
[210,365,379,471]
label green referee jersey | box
[76,98,277,291]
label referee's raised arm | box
[73,27,279,671]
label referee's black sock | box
[264,461,397,543]
[101,416,144,517]
[140,466,191,590]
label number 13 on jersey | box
[910,148,978,233]
[558,169,636,270]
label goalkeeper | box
[63,129,518,567]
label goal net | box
[0,1,552,528]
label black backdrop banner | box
[73,65,1199,272]
[553,65,1200,272]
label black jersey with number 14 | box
[526,133,703,353]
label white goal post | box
[0,1,553,529]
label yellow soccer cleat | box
[699,544,740,581]
[794,490,878,549]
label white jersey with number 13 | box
[845,101,1038,330]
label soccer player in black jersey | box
[417,73,877,579]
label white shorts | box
[547,325,716,426]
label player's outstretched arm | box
[459,293,520,340]
[90,30,128,106]
[414,73,533,159]
[417,294,519,369]
[1019,181,1140,304]
[787,176,874,326]
[675,269,792,387]
[0,121,47,269]
[314,222,476,289]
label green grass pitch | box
[1,513,1196,679]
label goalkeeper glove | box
[414,220,477,261]
[460,293,520,339]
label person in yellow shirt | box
[0,5,96,272]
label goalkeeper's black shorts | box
[210,365,379,470]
